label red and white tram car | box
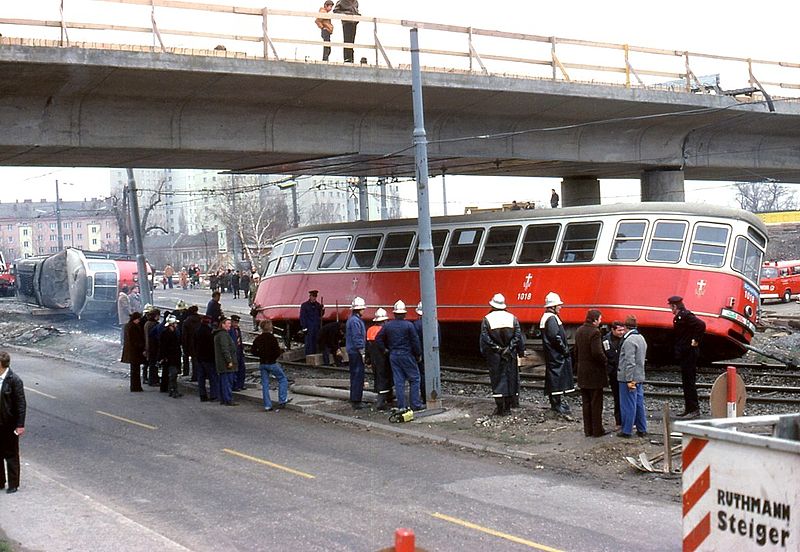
[253,202,766,362]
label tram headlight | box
[744,305,754,318]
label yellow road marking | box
[222,448,316,479]
[96,410,158,430]
[26,388,57,399]
[431,512,565,552]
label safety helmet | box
[165,315,179,325]
[415,301,423,316]
[544,292,564,308]
[351,296,366,310]
[142,303,153,314]
[489,293,507,310]
[373,308,388,322]
[393,300,407,314]
[175,299,188,310]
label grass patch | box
[0,540,13,552]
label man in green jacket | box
[214,317,238,406]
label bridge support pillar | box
[560,176,601,207]
[641,169,685,202]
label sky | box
[2,0,798,215]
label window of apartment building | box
[91,227,98,234]
[77,222,82,228]
[22,229,28,236]
[50,235,56,241]
[92,239,97,245]
[77,234,82,240]
[6,224,11,231]
[49,223,56,230]
[64,222,71,229]
[23,241,29,248]
[37,223,43,229]
[50,247,57,253]
[37,235,43,241]
[7,237,12,243]
[106,233,111,239]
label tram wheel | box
[783,289,792,303]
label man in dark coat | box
[575,309,608,437]
[299,290,324,355]
[602,321,626,428]
[540,291,575,414]
[377,300,423,412]
[206,291,222,326]
[121,312,146,392]
[232,271,241,299]
[669,296,706,419]
[480,293,525,416]
[229,315,247,391]
[143,308,161,386]
[159,315,183,398]
[181,305,202,382]
[214,317,238,406]
[0,351,26,493]
[195,316,218,402]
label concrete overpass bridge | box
[3,1,800,205]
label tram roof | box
[279,202,768,241]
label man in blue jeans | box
[345,296,367,409]
[617,315,648,438]
[251,320,290,412]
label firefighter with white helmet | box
[366,307,393,410]
[377,299,423,412]
[345,297,368,409]
[480,293,525,416]
[540,291,576,415]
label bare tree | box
[734,181,798,213]
[109,178,168,253]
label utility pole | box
[410,28,442,409]
[379,178,388,220]
[126,169,153,308]
[358,176,369,221]
[55,179,64,250]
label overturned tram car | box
[15,248,148,319]
[253,202,767,362]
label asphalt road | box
[0,350,681,551]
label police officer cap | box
[230,314,241,322]
[308,290,319,296]
[667,295,683,304]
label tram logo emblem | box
[696,279,707,296]
[523,273,533,290]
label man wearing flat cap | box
[668,296,706,419]
[300,290,325,356]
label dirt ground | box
[2,296,798,504]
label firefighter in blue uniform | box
[299,290,324,355]
[377,300,423,412]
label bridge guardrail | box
[1,0,800,100]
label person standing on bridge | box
[0,351,26,494]
[550,189,560,208]
[540,292,575,415]
[480,293,525,416]
[316,0,335,62]
[668,295,706,420]
[299,290,325,356]
[333,0,359,63]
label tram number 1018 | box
[517,292,533,301]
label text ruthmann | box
[717,489,791,548]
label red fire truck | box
[0,250,15,297]
[760,260,800,303]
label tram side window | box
[732,237,763,283]
[444,228,485,267]
[688,224,730,268]
[348,235,382,269]
[377,232,415,268]
[410,230,449,267]
[610,220,647,261]
[480,226,521,265]
[291,238,318,272]
[276,240,297,274]
[646,221,687,263]
[319,236,352,270]
[518,224,560,264]
[558,222,601,263]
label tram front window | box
[348,235,382,269]
[733,236,763,283]
[292,238,318,272]
[319,236,352,270]
[276,240,297,273]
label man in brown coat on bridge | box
[575,309,609,437]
